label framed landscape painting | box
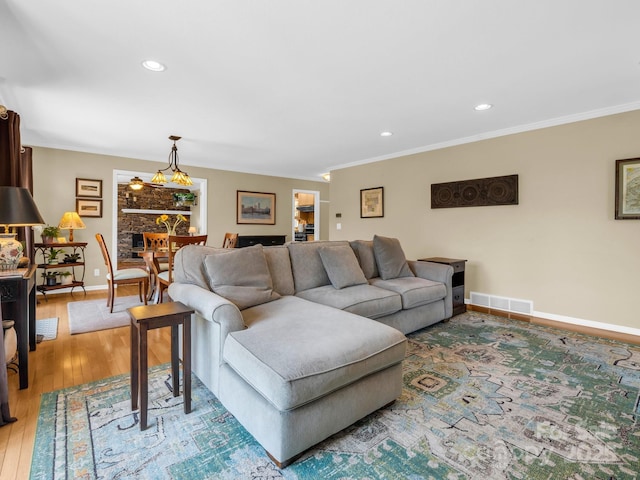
[76,178,102,198]
[615,158,640,220]
[76,199,103,218]
[360,187,384,218]
[237,191,276,224]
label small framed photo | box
[615,158,640,220]
[76,199,103,218]
[237,191,276,224]
[360,187,384,218]
[76,178,102,198]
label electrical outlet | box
[336,223,342,230]
[94,268,100,277]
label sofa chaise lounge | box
[168,236,454,467]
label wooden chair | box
[222,233,238,249]
[143,232,169,253]
[156,235,208,302]
[95,233,149,313]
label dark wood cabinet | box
[418,257,467,316]
[236,235,287,248]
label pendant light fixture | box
[151,135,193,186]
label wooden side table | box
[418,257,467,316]
[128,301,194,430]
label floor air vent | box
[469,292,533,315]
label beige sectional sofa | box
[168,236,454,467]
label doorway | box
[292,189,320,242]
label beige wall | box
[329,110,640,331]
[32,147,329,288]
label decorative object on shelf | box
[236,191,276,225]
[41,271,59,286]
[614,157,640,220]
[58,211,86,242]
[75,178,103,198]
[59,271,74,285]
[76,199,103,218]
[0,186,45,269]
[156,213,187,235]
[63,253,81,263]
[128,176,144,191]
[173,192,197,207]
[431,174,518,209]
[45,248,64,264]
[40,225,60,244]
[360,186,384,218]
[150,135,193,186]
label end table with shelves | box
[418,257,467,316]
[34,242,87,299]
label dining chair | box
[96,233,149,312]
[222,232,238,249]
[156,235,208,303]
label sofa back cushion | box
[203,244,280,310]
[318,244,368,289]
[287,240,350,292]
[350,240,379,279]
[263,246,295,296]
[373,235,415,280]
[173,244,222,289]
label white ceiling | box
[2,1,640,181]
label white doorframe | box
[292,189,320,241]
[112,169,207,269]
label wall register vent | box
[469,292,533,315]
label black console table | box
[236,235,286,248]
[0,265,37,389]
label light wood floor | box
[0,287,171,480]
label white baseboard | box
[532,310,640,338]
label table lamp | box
[0,186,45,269]
[188,226,197,236]
[58,211,86,242]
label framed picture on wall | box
[615,158,640,220]
[360,187,384,218]
[237,190,276,224]
[76,178,103,198]
[76,199,103,218]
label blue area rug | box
[30,312,640,479]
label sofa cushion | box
[287,240,351,292]
[263,246,295,296]
[296,284,402,319]
[224,296,407,411]
[350,240,379,279]
[318,245,368,289]
[203,244,280,310]
[370,276,447,309]
[373,235,414,280]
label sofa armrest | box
[407,260,454,318]
[168,282,245,338]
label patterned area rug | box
[30,312,640,479]
[35,317,58,341]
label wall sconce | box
[124,192,138,208]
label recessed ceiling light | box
[474,103,493,111]
[380,131,393,137]
[142,60,166,72]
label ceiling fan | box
[118,176,165,190]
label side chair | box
[156,235,208,303]
[222,232,238,248]
[95,233,149,313]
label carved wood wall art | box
[431,174,518,209]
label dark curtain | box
[0,108,29,426]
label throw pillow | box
[318,245,368,289]
[372,235,415,280]
[203,244,280,310]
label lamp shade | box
[58,211,86,230]
[0,186,45,228]
[58,211,86,242]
